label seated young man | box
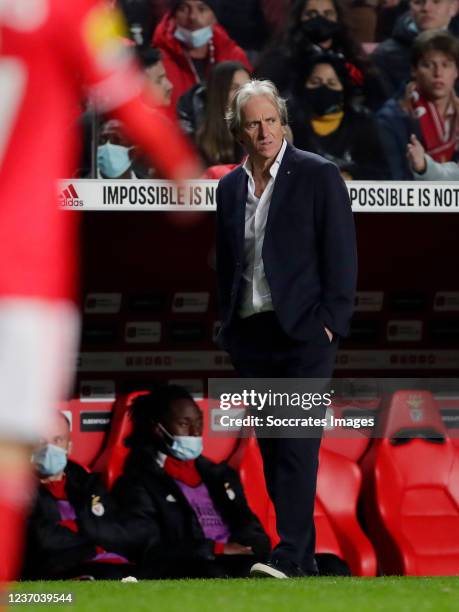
[377,30,459,179]
[112,385,271,579]
[22,412,136,580]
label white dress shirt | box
[238,139,287,319]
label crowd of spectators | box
[83,0,459,180]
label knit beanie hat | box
[169,0,218,15]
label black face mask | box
[301,16,341,45]
[303,85,344,116]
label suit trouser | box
[227,311,338,572]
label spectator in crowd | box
[377,30,459,179]
[373,0,459,99]
[22,413,135,580]
[140,46,174,106]
[290,54,389,179]
[112,385,270,579]
[407,132,459,178]
[152,0,252,108]
[81,47,174,178]
[97,119,139,178]
[255,0,385,109]
[178,61,251,167]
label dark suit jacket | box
[215,143,357,349]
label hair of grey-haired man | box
[225,79,289,137]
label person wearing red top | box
[0,0,199,584]
[153,0,252,109]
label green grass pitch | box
[7,577,459,612]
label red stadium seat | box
[199,398,248,468]
[92,391,148,489]
[60,399,115,467]
[316,447,377,576]
[361,390,459,575]
[321,398,380,462]
[239,437,377,576]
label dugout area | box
[52,185,459,578]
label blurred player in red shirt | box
[0,0,199,584]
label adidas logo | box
[59,183,83,207]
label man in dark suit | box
[215,80,357,578]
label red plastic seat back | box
[94,391,148,488]
[321,399,379,461]
[361,390,459,575]
[379,390,445,439]
[372,436,459,574]
[60,399,115,467]
[238,437,273,539]
[199,398,242,465]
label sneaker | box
[250,559,306,579]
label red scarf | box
[409,86,458,162]
[43,475,67,500]
[163,456,202,487]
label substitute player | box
[0,0,199,583]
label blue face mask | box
[32,444,68,477]
[158,423,203,460]
[174,25,213,49]
[97,142,132,178]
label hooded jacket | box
[153,12,252,108]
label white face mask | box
[158,423,203,460]
[174,25,213,49]
[32,444,68,476]
[97,142,132,178]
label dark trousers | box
[228,312,338,572]
[47,562,136,580]
[141,555,261,579]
